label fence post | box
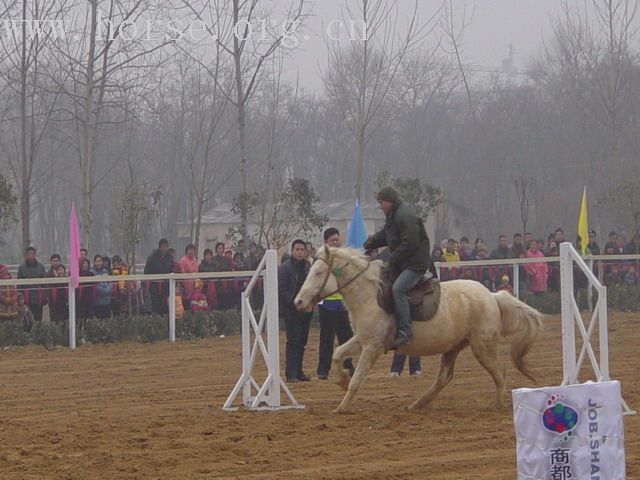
[68,278,76,350]
[587,259,594,311]
[169,277,176,342]
[560,243,576,385]
[512,263,520,298]
[265,249,281,407]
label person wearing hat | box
[363,186,431,350]
[587,230,600,255]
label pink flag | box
[69,202,81,289]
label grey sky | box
[286,0,563,91]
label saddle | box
[377,272,441,322]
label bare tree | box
[441,0,477,134]
[173,55,236,250]
[0,0,70,249]
[514,175,535,237]
[53,0,171,248]
[180,0,309,239]
[323,0,438,201]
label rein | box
[313,247,371,302]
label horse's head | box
[294,245,342,312]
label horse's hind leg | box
[332,336,362,391]
[470,334,505,409]
[334,345,380,414]
[408,342,467,411]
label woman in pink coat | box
[179,244,199,312]
[525,239,549,294]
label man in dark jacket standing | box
[278,239,313,382]
[17,246,47,324]
[364,187,430,349]
[144,239,174,314]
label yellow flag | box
[578,186,588,256]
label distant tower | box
[502,44,515,76]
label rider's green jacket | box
[365,201,430,273]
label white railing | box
[222,250,302,411]
[0,269,262,350]
[434,253,640,301]
[559,242,635,415]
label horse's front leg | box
[331,336,362,391]
[334,345,381,414]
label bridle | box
[311,245,371,303]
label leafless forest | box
[1,0,640,261]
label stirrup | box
[388,331,411,351]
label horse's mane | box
[322,247,382,285]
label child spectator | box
[49,264,69,323]
[605,264,623,286]
[173,284,184,320]
[0,264,17,320]
[110,256,129,316]
[16,293,35,332]
[92,255,112,319]
[623,264,637,285]
[496,274,513,295]
[190,279,209,312]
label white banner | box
[512,381,625,480]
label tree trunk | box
[81,0,98,249]
[355,126,365,201]
[233,0,249,240]
[19,0,29,250]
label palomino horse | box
[294,246,544,414]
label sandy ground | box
[0,311,638,479]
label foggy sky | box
[288,0,563,91]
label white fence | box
[434,253,640,302]
[222,250,302,411]
[559,243,635,415]
[0,267,261,349]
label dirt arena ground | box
[0,311,638,479]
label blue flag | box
[347,199,367,249]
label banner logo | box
[542,394,579,441]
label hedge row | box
[0,309,243,349]
[1,284,638,348]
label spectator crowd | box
[430,229,640,294]
[1,227,639,334]
[0,240,270,332]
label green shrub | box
[31,321,68,349]
[606,284,640,311]
[178,311,212,339]
[84,317,122,344]
[520,291,561,315]
[210,309,241,336]
[0,319,30,347]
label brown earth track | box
[0,312,638,479]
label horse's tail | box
[493,290,545,381]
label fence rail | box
[0,269,265,350]
[434,254,640,299]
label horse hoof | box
[333,407,349,414]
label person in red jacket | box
[190,279,209,312]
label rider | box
[364,186,431,350]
